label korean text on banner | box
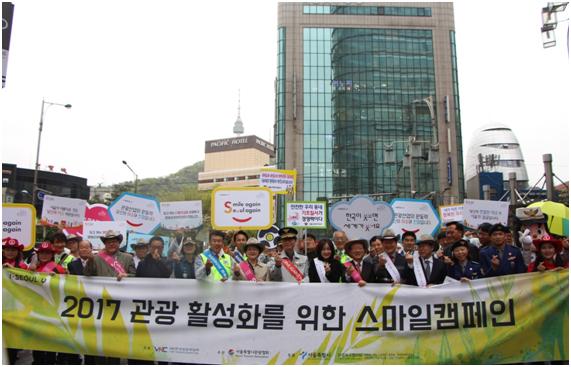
[439,204,464,224]
[463,199,509,229]
[160,201,202,230]
[108,192,162,234]
[2,204,36,251]
[211,187,273,230]
[286,201,327,229]
[259,168,296,195]
[329,195,394,240]
[2,268,568,364]
[41,194,86,228]
[390,199,441,237]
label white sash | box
[413,252,428,288]
[313,258,329,283]
[382,253,401,283]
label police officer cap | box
[488,223,509,234]
[450,239,470,253]
[278,227,298,241]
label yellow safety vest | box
[200,252,233,280]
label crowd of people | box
[2,220,569,364]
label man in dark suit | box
[404,234,447,286]
[376,229,408,284]
[67,240,93,275]
[344,239,377,285]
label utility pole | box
[543,154,554,201]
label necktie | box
[424,259,431,279]
[355,262,361,273]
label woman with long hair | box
[308,239,345,283]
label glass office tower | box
[276,3,464,214]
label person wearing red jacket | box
[2,237,28,270]
[27,242,66,364]
[2,237,28,364]
[30,242,66,274]
[528,235,568,272]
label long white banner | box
[2,268,568,364]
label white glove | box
[518,229,532,247]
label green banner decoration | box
[2,268,568,364]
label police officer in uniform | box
[446,239,483,281]
[270,227,309,282]
[479,223,526,277]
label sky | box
[2,0,569,189]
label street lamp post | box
[122,160,139,193]
[32,99,72,207]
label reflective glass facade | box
[303,5,432,17]
[302,27,438,200]
[450,30,465,198]
[277,2,464,211]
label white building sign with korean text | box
[463,199,509,229]
[286,202,327,229]
[329,195,394,240]
[160,201,202,230]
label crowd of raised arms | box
[2,220,568,364]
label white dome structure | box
[465,123,529,188]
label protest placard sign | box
[160,201,202,230]
[439,204,464,224]
[286,201,327,229]
[329,195,394,240]
[390,199,441,237]
[212,187,273,230]
[463,199,509,229]
[40,194,86,228]
[2,204,36,251]
[259,168,296,194]
[82,220,127,250]
[109,192,162,234]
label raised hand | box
[491,255,500,270]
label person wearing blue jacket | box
[446,239,482,281]
[479,223,526,277]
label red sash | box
[39,261,58,273]
[98,251,126,275]
[281,257,304,283]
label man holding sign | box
[195,230,235,282]
[270,227,309,283]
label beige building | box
[198,135,275,190]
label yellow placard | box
[259,168,296,195]
[2,203,37,251]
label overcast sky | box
[2,0,569,188]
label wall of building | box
[276,2,464,207]
[204,148,271,172]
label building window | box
[303,5,432,17]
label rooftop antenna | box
[233,89,244,136]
